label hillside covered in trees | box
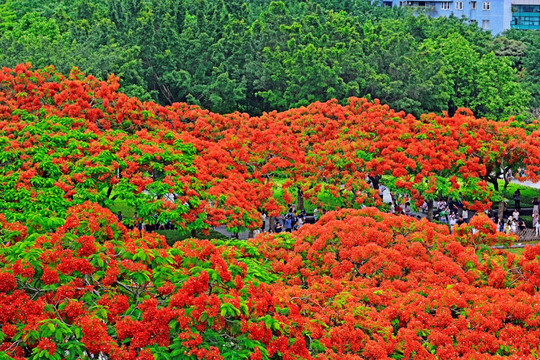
[1,64,540,358]
[0,0,537,119]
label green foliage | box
[503,29,540,118]
[0,0,530,119]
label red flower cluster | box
[0,203,300,359]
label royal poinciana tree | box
[245,208,540,359]
[0,203,298,360]
[3,64,540,359]
[0,64,296,233]
[418,109,540,219]
[3,64,540,232]
[3,204,540,359]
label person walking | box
[449,212,457,233]
[261,212,267,232]
[284,214,293,232]
[462,208,469,224]
[514,189,521,210]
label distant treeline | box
[0,0,537,119]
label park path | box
[513,179,540,190]
[213,182,540,241]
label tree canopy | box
[0,0,533,119]
[4,204,540,359]
[1,64,539,233]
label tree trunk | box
[369,175,381,190]
[491,178,499,192]
[269,216,276,232]
[427,199,434,222]
[498,201,505,222]
[489,178,505,221]
[297,188,304,211]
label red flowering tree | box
[0,64,290,233]
[243,208,540,359]
[0,203,304,360]
[4,63,539,232]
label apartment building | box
[512,0,540,29]
[383,0,540,34]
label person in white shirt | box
[296,216,304,229]
[449,213,457,233]
[403,202,412,216]
[437,200,447,212]
[261,213,267,232]
[512,210,520,221]
[462,208,469,223]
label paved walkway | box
[213,182,540,242]
[213,225,252,240]
[512,179,540,190]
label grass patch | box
[503,247,525,255]
[156,228,229,246]
[499,241,539,255]
[107,199,135,218]
[521,215,533,228]
[496,180,540,208]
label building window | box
[483,1,490,10]
[471,1,477,9]
[482,19,490,29]
[441,2,451,10]
[455,1,463,9]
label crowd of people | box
[116,211,175,232]
[115,183,540,240]
[253,205,321,236]
[388,193,470,234]
[386,187,540,238]
[495,195,540,237]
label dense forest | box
[0,0,538,119]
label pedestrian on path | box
[449,213,457,233]
[261,212,266,232]
[514,189,521,210]
[462,208,469,224]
